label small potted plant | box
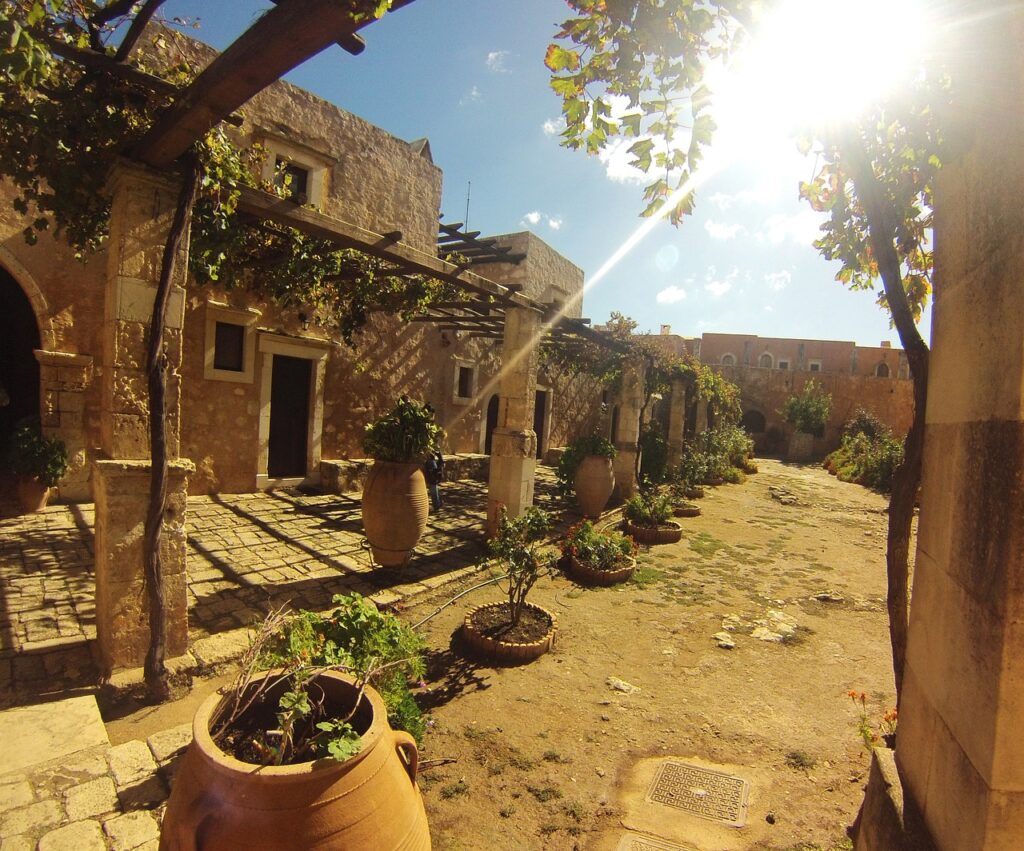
[462,507,557,663]
[623,488,682,545]
[161,594,430,850]
[561,520,637,586]
[6,419,68,513]
[556,433,617,518]
[361,398,444,566]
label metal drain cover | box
[645,761,749,827]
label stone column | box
[93,160,192,672]
[887,9,1024,849]
[612,356,644,500]
[694,397,709,435]
[35,350,93,501]
[487,307,542,535]
[666,377,686,468]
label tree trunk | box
[842,134,930,703]
[143,160,199,702]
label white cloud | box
[764,270,792,291]
[521,210,542,226]
[656,285,688,304]
[708,184,781,211]
[758,210,823,245]
[764,304,775,312]
[486,50,511,73]
[704,219,744,240]
[704,266,739,298]
[542,116,566,136]
[520,211,564,231]
[547,216,563,231]
[459,85,482,106]
[597,138,648,185]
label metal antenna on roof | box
[464,181,472,233]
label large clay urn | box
[361,461,430,566]
[16,478,50,513]
[573,455,615,518]
[160,672,430,851]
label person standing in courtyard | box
[425,448,444,510]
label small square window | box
[214,322,245,372]
[457,366,473,399]
[778,360,790,370]
[276,158,310,203]
[809,361,822,373]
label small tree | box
[488,507,553,627]
[782,380,832,436]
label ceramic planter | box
[625,520,683,545]
[16,477,50,513]
[568,554,635,587]
[160,671,430,851]
[461,602,556,663]
[361,461,429,566]
[573,455,615,518]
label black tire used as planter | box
[625,520,683,545]
[568,554,635,587]
[461,602,556,663]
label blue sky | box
[160,0,929,348]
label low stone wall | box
[320,453,490,494]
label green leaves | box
[544,44,580,72]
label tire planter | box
[361,461,429,567]
[16,478,50,513]
[462,602,556,663]
[160,671,430,851]
[573,455,615,518]
[568,554,635,587]
[625,520,683,545]
[673,504,701,518]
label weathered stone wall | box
[471,231,585,314]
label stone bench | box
[320,453,490,494]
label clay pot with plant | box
[6,419,68,513]
[561,520,637,586]
[161,593,430,850]
[361,398,444,567]
[462,507,557,663]
[623,489,682,545]
[556,433,617,518]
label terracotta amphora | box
[573,455,615,518]
[361,461,430,566]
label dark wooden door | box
[533,390,548,459]
[0,268,41,463]
[268,355,311,478]
[484,394,499,454]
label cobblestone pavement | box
[0,723,190,850]
[0,472,567,704]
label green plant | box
[211,593,426,766]
[848,690,898,752]
[782,380,833,436]
[825,418,905,493]
[362,398,443,463]
[670,447,710,492]
[722,467,745,485]
[560,520,635,571]
[489,507,554,626]
[842,408,888,441]
[6,419,68,487]
[638,420,669,484]
[554,433,616,493]
[623,490,673,528]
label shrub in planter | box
[361,398,444,566]
[6,419,68,512]
[463,507,557,662]
[638,420,669,484]
[623,489,682,544]
[782,379,832,436]
[561,520,636,586]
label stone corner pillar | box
[666,377,686,469]
[93,458,194,673]
[612,356,644,500]
[486,307,542,536]
[34,350,94,501]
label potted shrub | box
[161,594,430,850]
[561,520,636,586]
[556,433,616,518]
[782,379,832,462]
[6,419,68,513]
[623,489,682,544]
[361,398,443,566]
[462,507,557,663]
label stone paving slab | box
[0,696,108,775]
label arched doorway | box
[483,393,499,454]
[740,409,767,434]
[0,266,41,467]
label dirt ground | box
[407,459,904,851]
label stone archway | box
[0,246,55,351]
[0,265,42,462]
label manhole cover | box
[615,834,690,851]
[645,761,749,827]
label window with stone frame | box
[452,360,476,405]
[204,302,260,383]
[808,360,822,373]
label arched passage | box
[483,393,499,454]
[0,266,42,462]
[740,409,767,434]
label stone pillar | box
[487,307,543,535]
[695,397,709,435]
[93,160,192,672]
[612,356,644,500]
[888,9,1024,849]
[35,350,93,501]
[666,377,686,468]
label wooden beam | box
[134,0,414,167]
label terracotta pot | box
[361,461,429,566]
[568,554,635,587]
[160,672,430,851]
[673,504,701,518]
[625,520,683,545]
[461,602,556,663]
[573,455,615,518]
[16,478,50,513]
